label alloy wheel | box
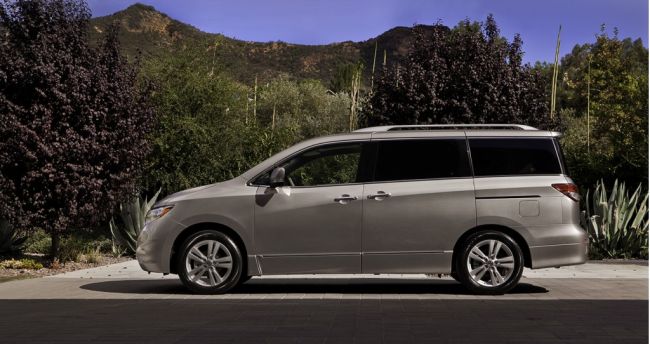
[466,239,515,287]
[184,239,233,287]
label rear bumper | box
[529,240,588,269]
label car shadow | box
[79,278,548,295]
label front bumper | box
[136,227,164,273]
[136,217,184,273]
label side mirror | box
[269,167,286,188]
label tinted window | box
[469,138,562,176]
[373,139,471,182]
[554,138,569,175]
[256,143,363,186]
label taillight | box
[552,183,580,201]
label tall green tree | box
[559,28,648,188]
[142,46,249,195]
[587,32,647,186]
[365,16,553,129]
[0,0,154,257]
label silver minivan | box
[137,124,588,294]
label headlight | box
[145,205,174,226]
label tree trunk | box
[50,232,60,260]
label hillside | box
[89,3,425,85]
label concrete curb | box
[588,259,648,266]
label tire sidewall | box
[456,231,524,294]
[177,230,243,294]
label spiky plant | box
[582,180,649,259]
[109,189,161,255]
[0,219,27,256]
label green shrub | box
[141,48,351,196]
[0,258,43,270]
[559,109,615,191]
[23,229,51,255]
[95,238,113,254]
[0,219,27,256]
[25,228,114,260]
[109,190,160,255]
[76,247,102,264]
[582,179,649,259]
[56,236,89,263]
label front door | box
[254,142,367,274]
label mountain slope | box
[89,3,426,85]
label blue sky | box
[88,0,648,63]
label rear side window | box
[554,138,569,175]
[373,139,471,182]
[469,138,562,176]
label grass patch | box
[0,258,44,270]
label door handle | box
[334,194,358,203]
[367,191,391,200]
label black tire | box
[177,230,243,294]
[455,231,524,295]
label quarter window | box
[469,138,562,176]
[373,139,471,182]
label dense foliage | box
[0,0,154,256]
[555,29,648,189]
[141,47,351,195]
[366,16,554,129]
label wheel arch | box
[451,224,532,272]
[169,222,248,275]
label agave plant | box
[0,218,27,256]
[582,180,649,259]
[109,189,161,255]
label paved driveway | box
[0,261,646,343]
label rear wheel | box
[455,231,524,295]
[177,230,243,294]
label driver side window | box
[259,143,363,187]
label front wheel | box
[177,230,243,294]
[455,231,524,295]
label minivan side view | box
[137,124,588,294]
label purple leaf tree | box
[0,0,155,258]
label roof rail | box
[354,124,538,132]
